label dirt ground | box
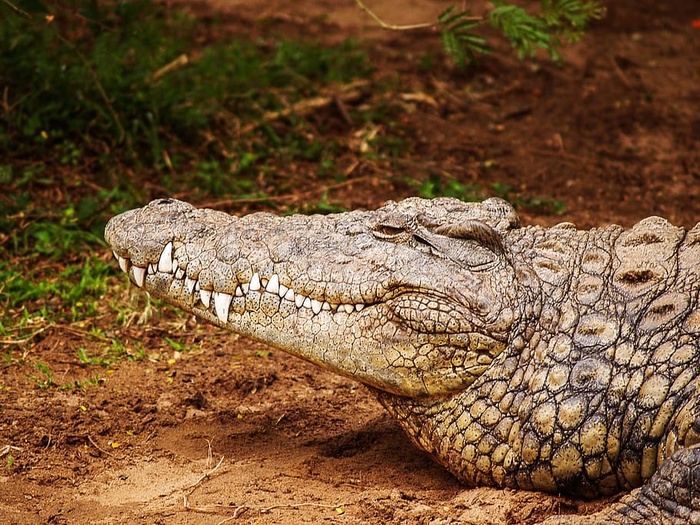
[2,1,700,524]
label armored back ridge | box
[106,197,700,524]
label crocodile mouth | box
[109,207,511,397]
[113,240,370,323]
[114,239,501,346]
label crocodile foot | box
[541,444,700,524]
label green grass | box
[414,176,566,215]
[414,175,484,201]
[77,339,147,367]
[27,357,110,390]
[0,256,111,320]
[1,2,370,171]
[28,361,56,390]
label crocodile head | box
[105,197,523,398]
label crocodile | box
[105,197,700,524]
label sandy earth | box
[2,1,699,524]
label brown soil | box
[2,1,699,524]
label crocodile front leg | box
[542,444,700,524]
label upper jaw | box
[111,238,371,323]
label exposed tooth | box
[195,280,201,291]
[303,297,312,309]
[311,299,322,314]
[148,263,156,275]
[330,303,339,312]
[249,273,261,291]
[214,291,232,323]
[185,277,196,295]
[355,304,365,312]
[173,258,179,271]
[158,242,173,273]
[266,274,280,294]
[118,256,130,274]
[132,266,146,287]
[112,250,119,261]
[200,289,212,308]
[242,283,250,294]
[295,294,305,308]
[342,304,354,314]
[278,283,288,298]
[175,267,185,280]
[284,288,295,302]
[235,285,244,297]
[322,301,331,311]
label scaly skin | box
[105,197,700,524]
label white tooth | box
[295,294,305,308]
[278,283,288,297]
[284,288,295,302]
[322,301,331,311]
[175,267,185,280]
[148,263,156,275]
[342,304,354,314]
[214,291,232,323]
[112,250,119,261]
[355,303,365,312]
[303,297,312,309]
[118,256,130,273]
[235,285,243,297]
[158,242,173,273]
[195,280,200,291]
[266,274,280,294]
[311,299,322,314]
[132,266,146,287]
[173,258,179,271]
[185,277,196,294]
[249,273,261,291]
[242,283,250,293]
[200,289,212,308]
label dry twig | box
[186,500,349,524]
[610,55,632,89]
[87,435,116,458]
[151,54,189,82]
[239,80,369,134]
[198,174,377,209]
[182,444,226,510]
[354,0,432,30]
[0,445,22,457]
[2,0,30,17]
[0,326,49,346]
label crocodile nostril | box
[157,198,173,205]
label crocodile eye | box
[373,224,407,239]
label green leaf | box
[437,6,490,67]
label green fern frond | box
[489,0,605,60]
[438,6,491,67]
